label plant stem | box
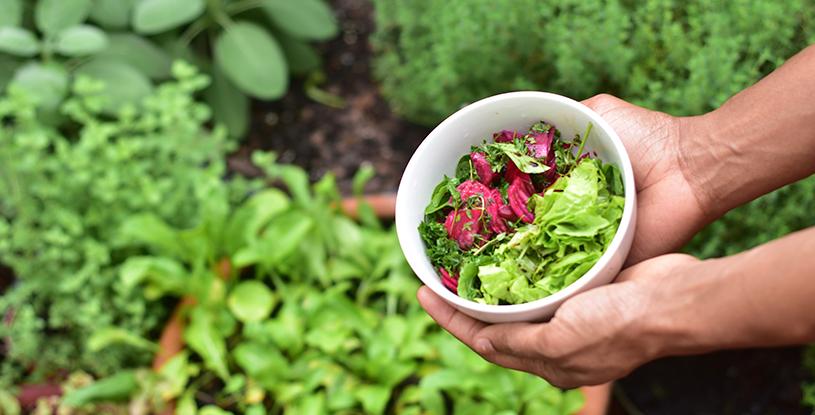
[225,0,267,16]
[180,18,209,46]
[576,122,593,159]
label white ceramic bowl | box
[395,91,637,323]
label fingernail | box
[475,338,494,354]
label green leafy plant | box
[0,62,245,385]
[59,158,584,414]
[371,0,815,125]
[0,0,338,136]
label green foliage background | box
[371,0,815,125]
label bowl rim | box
[395,91,636,315]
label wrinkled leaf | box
[184,308,230,380]
[55,25,109,56]
[89,0,134,29]
[9,63,68,109]
[35,0,92,35]
[227,280,276,323]
[262,0,338,41]
[132,0,205,34]
[97,33,172,79]
[205,63,249,137]
[75,59,153,113]
[0,27,39,57]
[214,22,288,99]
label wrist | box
[674,113,727,221]
[634,257,730,358]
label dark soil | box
[228,0,429,195]
[613,347,809,415]
[230,1,812,414]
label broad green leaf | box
[118,214,182,258]
[35,0,92,35]
[132,0,205,35]
[233,341,288,385]
[0,0,22,27]
[87,327,157,352]
[184,308,230,380]
[227,280,275,323]
[223,189,290,255]
[176,392,197,415]
[0,390,20,415]
[279,34,321,75]
[214,22,288,99]
[0,27,38,57]
[262,0,338,41]
[205,63,249,137]
[61,371,139,406]
[89,0,134,29]
[9,63,68,109]
[120,256,187,299]
[97,33,172,79]
[158,352,199,399]
[356,385,390,415]
[75,59,153,113]
[245,405,265,415]
[55,25,109,56]
[291,392,327,415]
[258,211,313,266]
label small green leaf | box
[214,21,288,99]
[132,0,205,35]
[55,25,109,56]
[176,392,197,415]
[184,308,230,380]
[9,63,68,109]
[0,27,39,57]
[227,280,275,323]
[89,0,134,29]
[279,34,321,75]
[88,327,158,352]
[0,0,22,27]
[75,59,153,113]
[61,371,139,407]
[205,63,249,137]
[120,256,188,299]
[233,341,288,384]
[0,389,20,415]
[97,33,172,79]
[356,385,390,415]
[35,0,92,35]
[223,189,290,255]
[199,406,233,415]
[119,214,182,258]
[262,0,338,41]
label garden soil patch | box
[229,0,429,195]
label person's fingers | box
[416,286,486,345]
[473,322,549,359]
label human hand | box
[417,254,701,388]
[582,94,712,264]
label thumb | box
[474,322,549,359]
[581,93,629,116]
[616,253,699,283]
